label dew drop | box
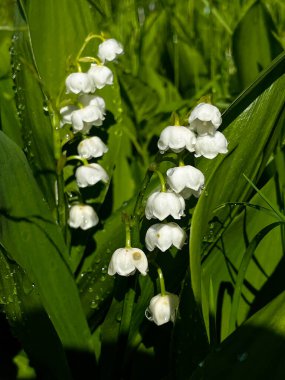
[237,352,248,362]
[90,300,98,309]
[88,287,93,293]
[145,308,153,321]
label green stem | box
[76,33,104,62]
[155,170,166,192]
[56,171,67,236]
[125,221,132,248]
[66,155,89,166]
[157,267,166,296]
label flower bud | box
[194,131,228,159]
[145,191,185,221]
[145,293,179,326]
[145,222,186,252]
[98,38,124,63]
[68,205,99,230]
[158,126,196,154]
[108,247,148,276]
[75,163,109,188]
[66,72,95,94]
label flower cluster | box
[60,38,123,230]
[158,103,228,159]
[108,102,228,326]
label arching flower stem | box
[157,267,166,297]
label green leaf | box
[232,1,283,89]
[0,132,95,367]
[228,221,284,334]
[0,247,72,379]
[191,289,285,379]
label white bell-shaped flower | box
[88,64,113,89]
[195,131,228,159]
[158,126,196,154]
[145,293,179,326]
[98,38,124,63]
[75,163,109,188]
[68,204,99,230]
[166,165,205,199]
[65,72,95,94]
[108,247,148,276]
[188,103,222,136]
[145,190,185,221]
[60,105,78,127]
[78,94,106,112]
[77,137,108,159]
[145,222,186,252]
[71,105,105,133]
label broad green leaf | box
[232,1,283,89]
[0,132,95,367]
[200,177,284,343]
[191,289,285,379]
[0,248,72,379]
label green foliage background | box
[0,0,285,379]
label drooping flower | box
[194,131,228,159]
[188,103,222,136]
[75,163,109,188]
[145,222,186,252]
[87,64,114,89]
[65,72,95,94]
[145,191,185,221]
[77,137,108,159]
[158,126,196,154]
[68,204,99,230]
[98,38,124,63]
[71,105,105,133]
[145,293,179,326]
[78,94,106,111]
[166,165,205,199]
[60,105,78,127]
[108,247,148,276]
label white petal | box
[167,166,205,194]
[78,94,106,111]
[68,205,99,230]
[71,106,105,132]
[66,72,95,94]
[98,39,124,63]
[195,131,228,159]
[158,126,196,154]
[88,64,113,89]
[169,222,187,249]
[130,248,148,275]
[108,248,136,276]
[145,191,185,221]
[60,105,78,126]
[75,163,109,188]
[147,293,179,326]
[189,103,222,136]
[77,137,108,159]
[145,223,186,252]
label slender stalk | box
[157,267,166,296]
[155,170,166,192]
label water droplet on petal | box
[145,308,153,321]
